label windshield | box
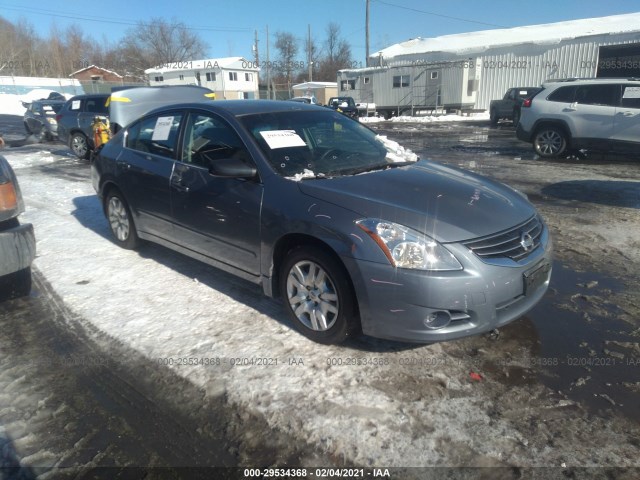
[240,110,418,178]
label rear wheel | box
[533,126,567,158]
[70,132,90,160]
[280,246,357,344]
[105,190,139,249]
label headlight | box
[47,118,57,125]
[356,219,462,271]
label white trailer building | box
[145,57,260,100]
[337,12,640,118]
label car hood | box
[297,160,536,243]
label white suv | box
[516,78,640,158]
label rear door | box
[569,84,619,143]
[612,84,640,146]
[116,111,184,240]
[169,110,263,277]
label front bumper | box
[344,230,553,343]
[0,222,36,277]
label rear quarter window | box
[547,86,576,103]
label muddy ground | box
[1,116,639,479]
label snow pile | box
[0,93,28,116]
[286,168,317,181]
[376,134,419,163]
[362,112,490,124]
[0,89,72,116]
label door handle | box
[172,182,190,193]
[619,111,636,117]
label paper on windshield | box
[260,130,307,149]
[151,116,174,141]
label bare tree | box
[316,22,353,81]
[122,17,207,77]
[0,17,41,76]
[274,31,299,94]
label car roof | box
[142,100,325,118]
[32,99,66,105]
[67,93,110,100]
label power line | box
[373,0,509,29]
[0,3,251,33]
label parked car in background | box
[288,96,319,105]
[0,154,35,300]
[92,98,552,345]
[489,87,542,126]
[517,78,640,157]
[22,99,66,141]
[56,93,110,159]
[327,96,359,119]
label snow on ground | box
[6,143,639,469]
[4,146,553,468]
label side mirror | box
[208,156,257,179]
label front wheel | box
[489,109,498,125]
[70,132,90,160]
[280,247,358,344]
[105,190,139,249]
[533,126,567,158]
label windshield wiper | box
[340,161,413,176]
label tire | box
[105,190,139,250]
[489,109,498,125]
[24,122,32,134]
[512,109,520,126]
[70,132,90,160]
[280,246,358,344]
[0,267,32,301]
[533,126,567,158]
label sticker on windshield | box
[71,100,81,110]
[260,130,306,149]
[151,116,174,141]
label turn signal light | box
[0,182,18,211]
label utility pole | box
[254,30,260,87]
[308,24,313,82]
[266,25,271,100]
[365,0,370,67]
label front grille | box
[463,215,543,261]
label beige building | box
[292,81,338,105]
[145,57,260,100]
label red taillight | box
[55,114,62,121]
[522,98,532,108]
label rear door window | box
[574,84,620,107]
[126,113,184,159]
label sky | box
[1,0,640,65]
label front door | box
[170,111,263,277]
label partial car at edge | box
[0,155,35,300]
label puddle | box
[521,261,639,420]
